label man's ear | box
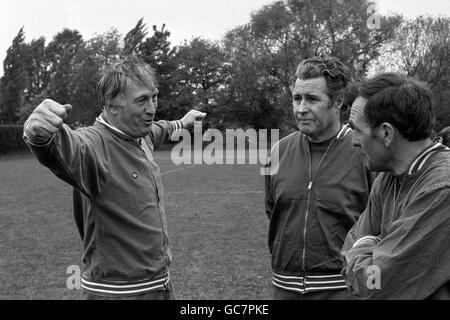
[105,104,119,116]
[107,94,126,116]
[378,122,396,147]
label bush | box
[0,125,28,154]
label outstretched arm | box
[150,109,207,149]
[24,99,108,199]
[24,99,72,142]
[179,109,207,129]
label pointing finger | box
[191,109,207,116]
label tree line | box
[1,0,449,135]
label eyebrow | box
[134,94,149,102]
[292,92,320,99]
[305,93,320,99]
[134,91,159,102]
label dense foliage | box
[0,1,448,136]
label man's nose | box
[295,101,309,115]
[145,100,156,114]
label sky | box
[1,0,450,76]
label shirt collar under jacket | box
[406,142,450,176]
[96,113,141,145]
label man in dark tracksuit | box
[23,56,206,299]
[265,56,373,299]
[342,73,450,299]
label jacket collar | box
[95,113,140,144]
[407,142,449,175]
[301,123,352,142]
[336,123,352,140]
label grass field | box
[0,150,272,300]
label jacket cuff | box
[23,120,55,147]
[352,235,382,249]
[170,120,183,140]
[171,120,183,131]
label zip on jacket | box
[265,124,372,293]
[24,115,183,297]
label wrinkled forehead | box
[123,77,158,97]
[131,73,157,90]
[350,96,368,125]
[293,77,328,96]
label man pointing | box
[24,56,206,300]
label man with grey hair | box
[265,56,373,299]
[23,56,206,300]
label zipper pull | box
[308,181,312,190]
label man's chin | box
[367,162,383,173]
[298,125,314,136]
[142,129,152,137]
[133,128,153,139]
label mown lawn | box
[0,151,272,300]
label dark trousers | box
[273,285,358,300]
[82,281,175,300]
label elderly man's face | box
[111,80,158,139]
[292,77,340,142]
[349,96,390,172]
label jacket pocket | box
[270,197,306,271]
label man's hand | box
[25,99,72,140]
[180,109,207,129]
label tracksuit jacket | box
[265,125,373,294]
[341,142,450,299]
[24,114,182,297]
